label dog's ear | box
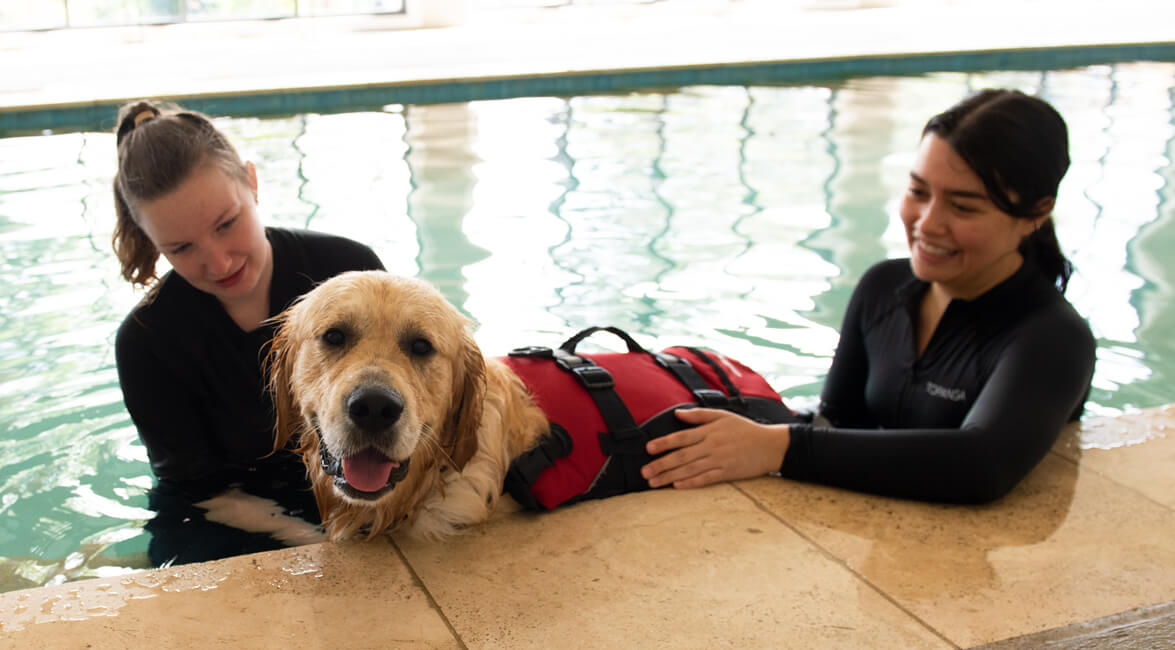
[266,311,301,454]
[442,328,484,472]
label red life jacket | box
[500,327,798,510]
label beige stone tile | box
[0,540,458,650]
[394,485,950,649]
[737,452,1175,648]
[1053,404,1175,508]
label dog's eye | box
[322,328,346,347]
[410,338,434,357]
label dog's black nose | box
[346,387,404,433]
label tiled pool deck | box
[1,1,1173,647]
[1,407,1173,648]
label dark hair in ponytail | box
[112,100,250,289]
[923,89,1074,293]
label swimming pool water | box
[1,62,1172,592]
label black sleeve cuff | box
[780,422,814,479]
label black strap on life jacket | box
[557,326,648,354]
[550,348,648,456]
[683,346,751,413]
[503,422,573,510]
[654,351,730,409]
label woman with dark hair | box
[112,100,385,565]
[641,90,1096,503]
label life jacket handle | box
[558,326,650,356]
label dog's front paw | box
[197,487,328,546]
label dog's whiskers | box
[416,423,457,471]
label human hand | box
[640,408,790,489]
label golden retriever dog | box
[268,271,547,541]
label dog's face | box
[269,271,483,510]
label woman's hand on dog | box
[641,408,790,489]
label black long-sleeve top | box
[115,227,384,501]
[781,258,1096,503]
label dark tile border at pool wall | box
[2,43,1173,136]
[970,600,1175,649]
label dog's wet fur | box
[268,271,547,540]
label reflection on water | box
[406,103,493,306]
[0,62,1172,592]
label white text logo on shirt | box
[925,381,966,402]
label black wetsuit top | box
[782,258,1095,504]
[115,227,383,563]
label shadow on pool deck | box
[1,406,1173,648]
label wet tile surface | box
[736,450,1175,648]
[0,540,458,649]
[395,486,949,649]
[1053,404,1175,508]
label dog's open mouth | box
[320,445,411,500]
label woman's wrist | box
[763,423,791,472]
[779,424,792,460]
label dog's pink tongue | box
[342,448,397,493]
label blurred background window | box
[0,0,411,30]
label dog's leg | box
[406,361,548,540]
[406,454,506,539]
[198,487,328,546]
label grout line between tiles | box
[731,482,962,650]
[388,536,469,650]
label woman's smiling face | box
[899,133,1039,300]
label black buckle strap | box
[655,352,730,409]
[568,364,614,390]
[551,349,646,453]
[504,424,573,510]
[509,343,642,446]
[508,345,554,359]
[506,424,572,483]
[684,347,749,412]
